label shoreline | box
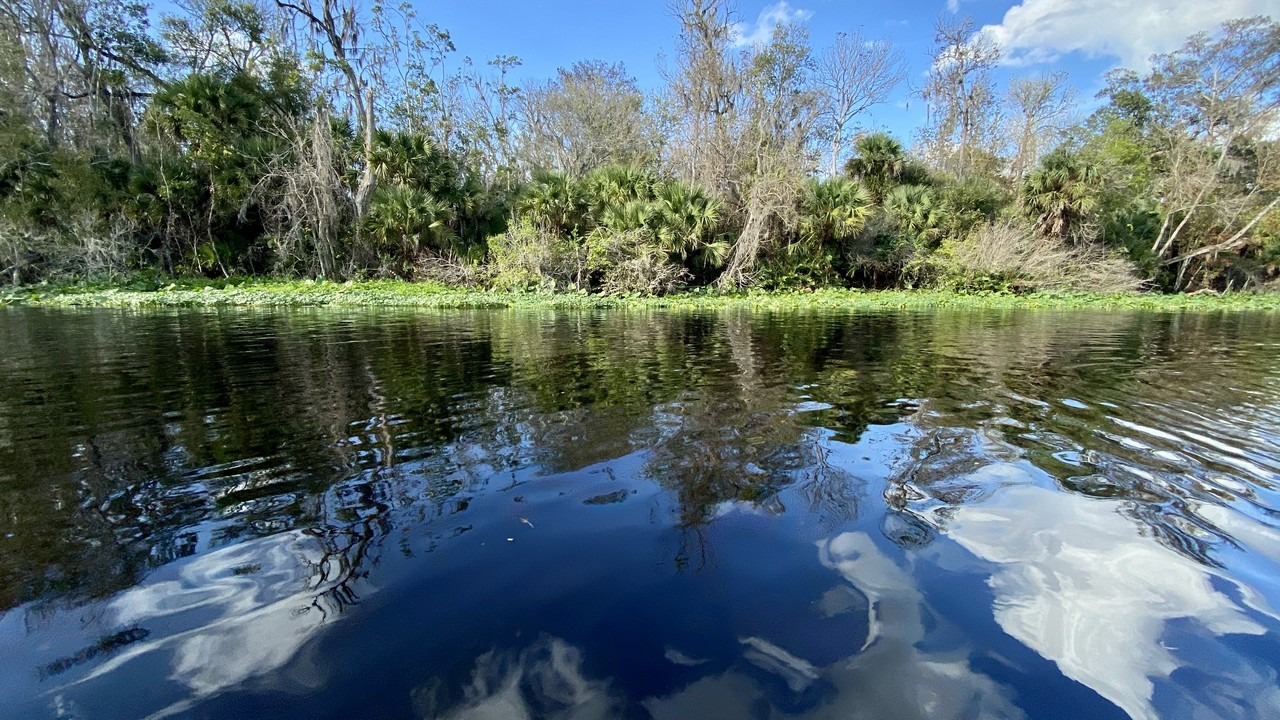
[4,278,1280,312]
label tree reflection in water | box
[0,307,1278,719]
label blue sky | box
[422,0,1276,140]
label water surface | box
[1,307,1279,719]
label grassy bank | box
[3,277,1280,312]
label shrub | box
[487,221,586,291]
[934,219,1141,293]
[840,186,948,288]
[585,228,688,296]
[0,218,38,285]
[755,243,843,290]
[413,249,488,287]
[0,214,139,284]
[939,177,1011,237]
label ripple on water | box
[0,307,1278,719]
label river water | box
[1,307,1278,719]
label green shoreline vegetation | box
[2,3,1278,299]
[6,278,1279,313]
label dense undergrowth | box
[3,2,1278,298]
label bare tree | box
[661,0,824,286]
[721,21,821,286]
[1144,16,1280,267]
[661,0,745,197]
[275,0,379,217]
[450,54,522,187]
[251,110,351,278]
[920,15,1001,178]
[1004,72,1076,180]
[813,30,906,175]
[368,1,454,137]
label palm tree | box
[370,130,463,202]
[652,181,725,267]
[599,199,656,233]
[845,133,907,202]
[518,171,587,236]
[884,184,945,249]
[366,185,456,254]
[1021,149,1100,242]
[370,130,430,185]
[148,73,266,157]
[798,177,873,247]
[583,164,656,218]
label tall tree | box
[920,15,1000,178]
[813,30,906,176]
[662,0,744,197]
[450,54,522,187]
[721,21,822,286]
[275,0,379,218]
[1004,73,1076,180]
[3,0,166,157]
[161,0,273,76]
[518,61,659,177]
[1143,16,1280,269]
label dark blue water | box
[1,307,1279,719]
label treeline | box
[1,0,1277,293]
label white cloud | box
[730,1,814,48]
[978,0,1277,70]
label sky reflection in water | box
[0,307,1278,719]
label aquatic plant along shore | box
[4,278,1280,312]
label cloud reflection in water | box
[639,528,1023,719]
[50,531,354,718]
[411,636,624,720]
[948,481,1277,720]
[422,528,1023,720]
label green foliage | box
[1020,149,1101,242]
[141,70,309,274]
[845,133,907,201]
[518,171,589,236]
[584,228,689,296]
[0,4,1274,297]
[756,242,843,290]
[370,131,464,196]
[366,185,456,254]
[798,177,872,246]
[487,220,585,292]
[884,185,946,250]
[512,166,727,277]
[938,177,1009,235]
[648,181,726,267]
[11,278,1280,314]
[360,129,500,270]
[582,165,657,212]
[758,177,873,289]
